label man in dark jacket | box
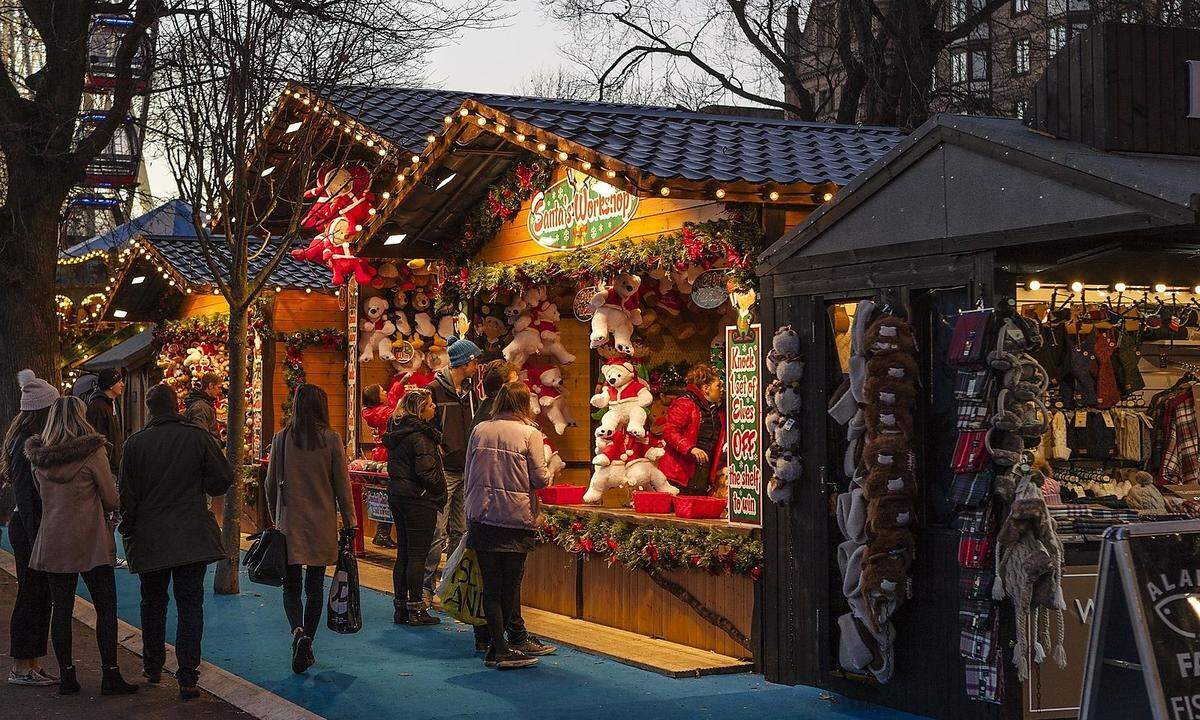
[182,373,222,438]
[118,384,233,700]
[422,336,483,596]
[85,367,125,475]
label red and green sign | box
[725,323,762,528]
[527,169,638,250]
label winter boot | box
[393,601,409,625]
[373,524,396,549]
[100,666,139,695]
[58,666,80,695]
[406,602,441,626]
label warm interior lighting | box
[384,234,407,246]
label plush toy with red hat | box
[590,357,654,438]
[525,363,576,435]
[585,427,628,503]
[622,434,678,495]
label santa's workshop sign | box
[527,168,638,250]
[726,323,763,528]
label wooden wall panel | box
[522,544,579,617]
[274,291,344,332]
[269,346,347,438]
[180,294,229,318]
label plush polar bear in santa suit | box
[585,427,628,503]
[528,296,576,365]
[359,296,396,362]
[502,290,543,368]
[543,438,566,481]
[590,358,653,438]
[525,364,576,435]
[623,434,679,495]
[588,274,642,356]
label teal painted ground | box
[2,534,926,720]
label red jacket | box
[657,386,726,490]
[362,403,393,461]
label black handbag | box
[326,531,362,634]
[245,430,289,586]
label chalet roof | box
[61,199,196,259]
[141,234,331,290]
[758,114,1200,274]
[319,86,905,189]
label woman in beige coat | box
[25,397,136,696]
[264,384,356,674]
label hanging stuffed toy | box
[409,290,437,347]
[358,295,396,363]
[502,294,543,368]
[525,363,577,435]
[387,349,435,406]
[591,358,654,438]
[474,302,510,361]
[543,438,566,481]
[588,273,642,355]
[528,295,576,365]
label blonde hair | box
[491,381,536,425]
[393,388,433,420]
[41,396,95,447]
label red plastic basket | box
[536,485,587,505]
[673,495,726,519]
[632,491,674,514]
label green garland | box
[537,507,763,580]
[447,204,761,299]
[278,327,348,410]
[455,153,553,261]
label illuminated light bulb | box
[659,187,671,197]
[275,286,282,293]
[581,161,592,170]
[332,119,340,127]
[302,98,310,106]
[443,116,453,125]
[537,142,547,152]
[378,148,386,157]
[715,188,726,199]
[411,155,420,164]
[1071,281,1083,292]
[366,139,374,147]
[427,134,436,144]
[1194,286,1200,295]
[517,133,526,142]
[354,133,362,140]
[823,191,834,202]
[1114,282,1127,292]
[769,191,780,201]
[459,108,469,117]
[1028,280,1041,291]
[305,288,312,294]
[342,126,350,134]
[496,125,506,134]
[476,116,487,126]
[354,224,363,232]
[397,173,406,182]
[1156,283,1168,293]
[382,191,391,199]
[368,208,377,215]
[557,150,569,162]
[606,169,617,179]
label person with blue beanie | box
[421,336,483,597]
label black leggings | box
[47,565,119,671]
[388,500,439,605]
[283,565,326,639]
[8,516,51,660]
[476,550,527,657]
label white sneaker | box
[8,669,58,687]
[115,559,128,570]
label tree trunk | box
[214,306,249,595]
[0,170,70,422]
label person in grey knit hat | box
[5,370,59,687]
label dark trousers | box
[388,500,438,606]
[476,550,528,656]
[424,470,466,592]
[139,561,207,688]
[7,516,50,660]
[283,565,326,639]
[47,565,119,672]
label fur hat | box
[863,316,915,356]
[864,375,916,409]
[865,404,913,438]
[866,352,919,384]
[867,495,914,533]
[862,434,910,473]
[837,488,868,544]
[865,466,917,498]
[998,498,1051,548]
[985,427,1026,467]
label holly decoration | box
[537,508,762,579]
[278,327,348,415]
[455,153,551,260]
[447,205,761,301]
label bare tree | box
[153,0,500,595]
[0,1,162,422]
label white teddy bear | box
[623,435,679,495]
[588,273,642,355]
[526,364,577,435]
[528,297,576,365]
[359,295,396,362]
[502,293,543,368]
[543,438,566,481]
[585,427,627,503]
[590,358,654,438]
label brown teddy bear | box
[864,316,916,356]
[862,433,911,473]
[867,527,916,560]
[866,404,914,438]
[860,543,915,626]
[867,495,915,533]
[867,352,919,384]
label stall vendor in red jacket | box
[658,364,726,495]
[361,384,394,462]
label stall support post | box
[351,477,366,557]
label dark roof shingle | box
[318,86,904,187]
[143,234,332,289]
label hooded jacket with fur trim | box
[25,433,119,573]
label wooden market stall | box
[754,24,1200,720]
[257,84,904,671]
